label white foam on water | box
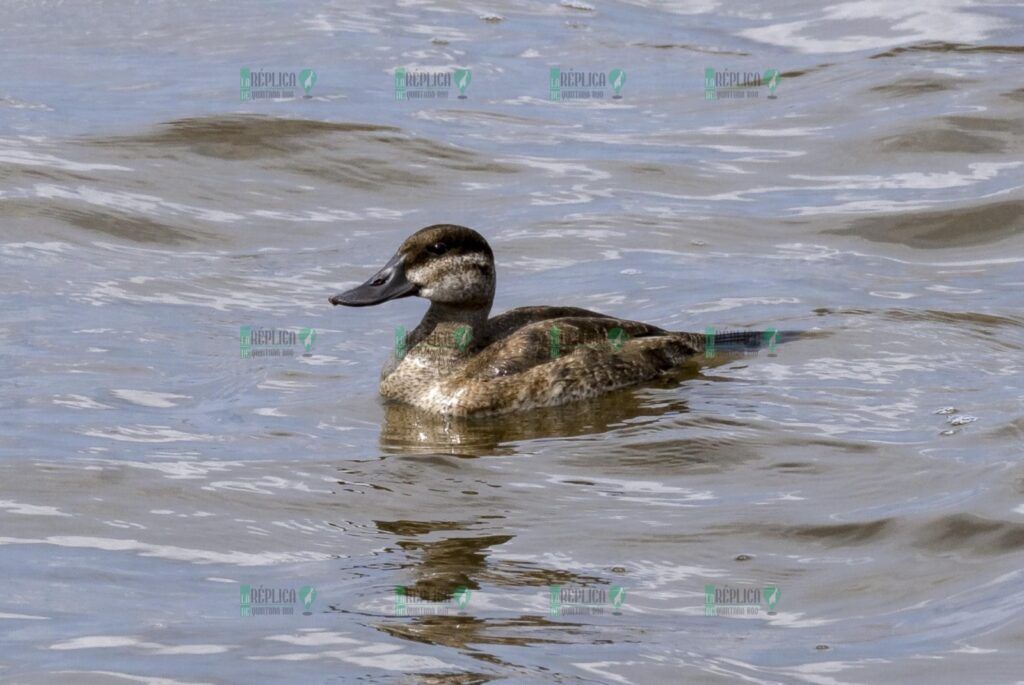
[574,662,634,685]
[700,125,831,137]
[0,146,130,171]
[0,96,54,111]
[81,425,216,443]
[33,184,243,223]
[793,198,939,215]
[52,394,113,410]
[99,459,241,479]
[51,635,142,649]
[0,500,72,517]
[48,673,213,685]
[50,635,230,655]
[688,296,801,314]
[739,0,1004,53]
[496,156,611,181]
[257,379,316,391]
[267,632,362,646]
[249,649,453,670]
[254,407,287,417]
[303,12,383,34]
[790,163,1023,191]
[0,241,73,256]
[111,390,191,408]
[402,25,470,41]
[250,208,409,222]
[950,645,998,654]
[203,476,332,496]
[619,0,718,14]
[0,535,334,566]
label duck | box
[329,224,786,416]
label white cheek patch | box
[409,253,490,299]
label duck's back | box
[381,306,703,416]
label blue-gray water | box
[2,1,1024,683]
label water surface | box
[2,1,1024,683]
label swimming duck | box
[329,224,778,416]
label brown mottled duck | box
[329,224,789,415]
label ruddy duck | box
[329,224,785,415]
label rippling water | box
[2,1,1024,683]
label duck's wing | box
[484,306,615,342]
[466,316,699,379]
[436,316,703,414]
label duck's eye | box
[371,276,387,286]
[426,242,448,256]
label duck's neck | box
[410,301,492,347]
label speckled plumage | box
[333,224,709,416]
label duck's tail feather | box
[700,328,803,354]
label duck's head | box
[329,224,495,308]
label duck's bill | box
[329,253,418,307]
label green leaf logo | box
[299,327,316,354]
[610,585,626,609]
[299,69,317,96]
[394,326,407,360]
[549,67,562,101]
[607,327,627,351]
[549,325,561,359]
[240,68,252,101]
[454,586,471,609]
[394,586,407,615]
[240,326,253,358]
[548,585,561,615]
[394,67,407,100]
[454,68,471,98]
[764,585,780,613]
[763,69,779,97]
[609,68,626,98]
[454,326,472,351]
[300,586,317,614]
